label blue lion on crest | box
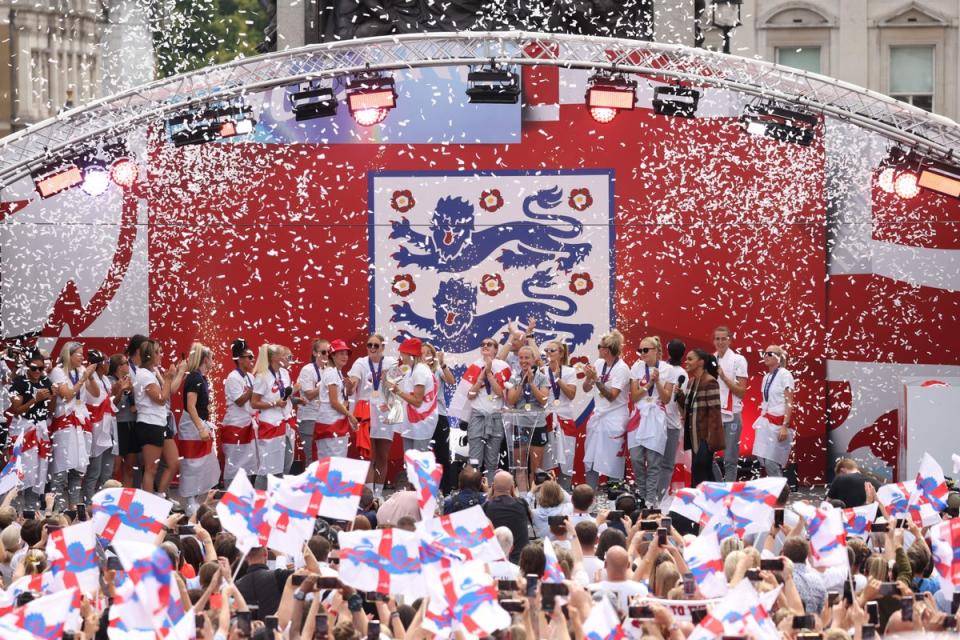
[391,269,592,352]
[390,186,592,272]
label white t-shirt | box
[297,362,325,422]
[541,365,578,420]
[280,367,294,421]
[469,359,510,415]
[399,363,437,440]
[582,555,605,584]
[348,356,398,403]
[592,359,630,415]
[629,360,669,407]
[434,369,448,417]
[716,349,748,417]
[223,369,255,427]
[317,367,347,425]
[589,579,649,613]
[253,369,288,426]
[760,368,795,416]
[132,367,167,426]
[661,364,682,430]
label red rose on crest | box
[391,190,415,213]
[480,273,505,296]
[568,188,593,211]
[569,273,594,296]
[479,189,504,213]
[391,274,416,297]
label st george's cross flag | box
[699,478,785,536]
[405,450,442,520]
[274,457,367,523]
[0,588,80,640]
[793,502,848,570]
[422,561,510,639]
[5,573,56,601]
[877,480,940,527]
[913,452,950,512]
[842,503,878,539]
[683,528,727,598]
[216,473,271,554]
[687,579,780,640]
[113,541,194,639]
[930,517,960,596]
[542,537,565,583]
[447,359,511,423]
[91,488,172,545]
[668,487,711,528]
[338,528,426,598]
[418,505,504,566]
[45,520,99,596]
[264,474,316,559]
[581,595,626,640]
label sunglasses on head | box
[638,347,655,354]
[481,341,497,348]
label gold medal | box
[553,399,561,407]
[371,390,380,399]
[488,395,495,402]
[524,403,532,411]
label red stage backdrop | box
[2,65,958,484]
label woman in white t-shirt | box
[541,340,578,490]
[582,330,631,486]
[81,350,117,504]
[250,344,293,487]
[750,345,796,478]
[133,340,187,496]
[627,336,673,508]
[297,339,329,468]
[422,343,455,492]
[348,334,397,494]
[658,339,687,498]
[388,337,438,452]
[49,342,97,511]
[222,339,257,482]
[313,339,358,460]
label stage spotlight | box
[918,162,960,198]
[877,167,897,193]
[652,85,700,118]
[740,102,818,146]
[894,171,920,200]
[33,164,83,199]
[466,66,521,104]
[346,73,396,127]
[289,82,338,121]
[585,73,636,123]
[166,98,257,146]
[81,166,110,196]
[110,159,139,188]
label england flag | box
[274,457,368,521]
[339,528,426,598]
[418,505,504,566]
[422,561,510,639]
[930,517,960,596]
[216,473,271,553]
[91,488,172,545]
[45,520,99,595]
[405,450,442,520]
[683,529,727,598]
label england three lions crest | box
[370,170,613,374]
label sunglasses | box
[544,348,558,353]
[763,351,779,358]
[318,350,329,355]
[28,365,44,372]
[239,355,254,360]
[367,343,381,349]
[481,341,497,348]
[638,347,655,354]
[597,343,609,350]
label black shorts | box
[515,425,549,448]
[117,421,137,455]
[135,421,166,449]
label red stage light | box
[877,167,896,193]
[35,165,83,198]
[589,107,618,123]
[110,159,139,188]
[352,108,388,127]
[894,171,920,199]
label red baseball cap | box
[328,339,351,355]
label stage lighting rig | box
[466,65,521,104]
[346,72,397,126]
[289,81,338,121]
[166,97,257,146]
[32,141,137,198]
[585,72,637,123]
[740,101,818,146]
[652,85,701,118]
[919,160,960,198]
[876,147,921,200]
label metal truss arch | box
[2,31,959,188]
